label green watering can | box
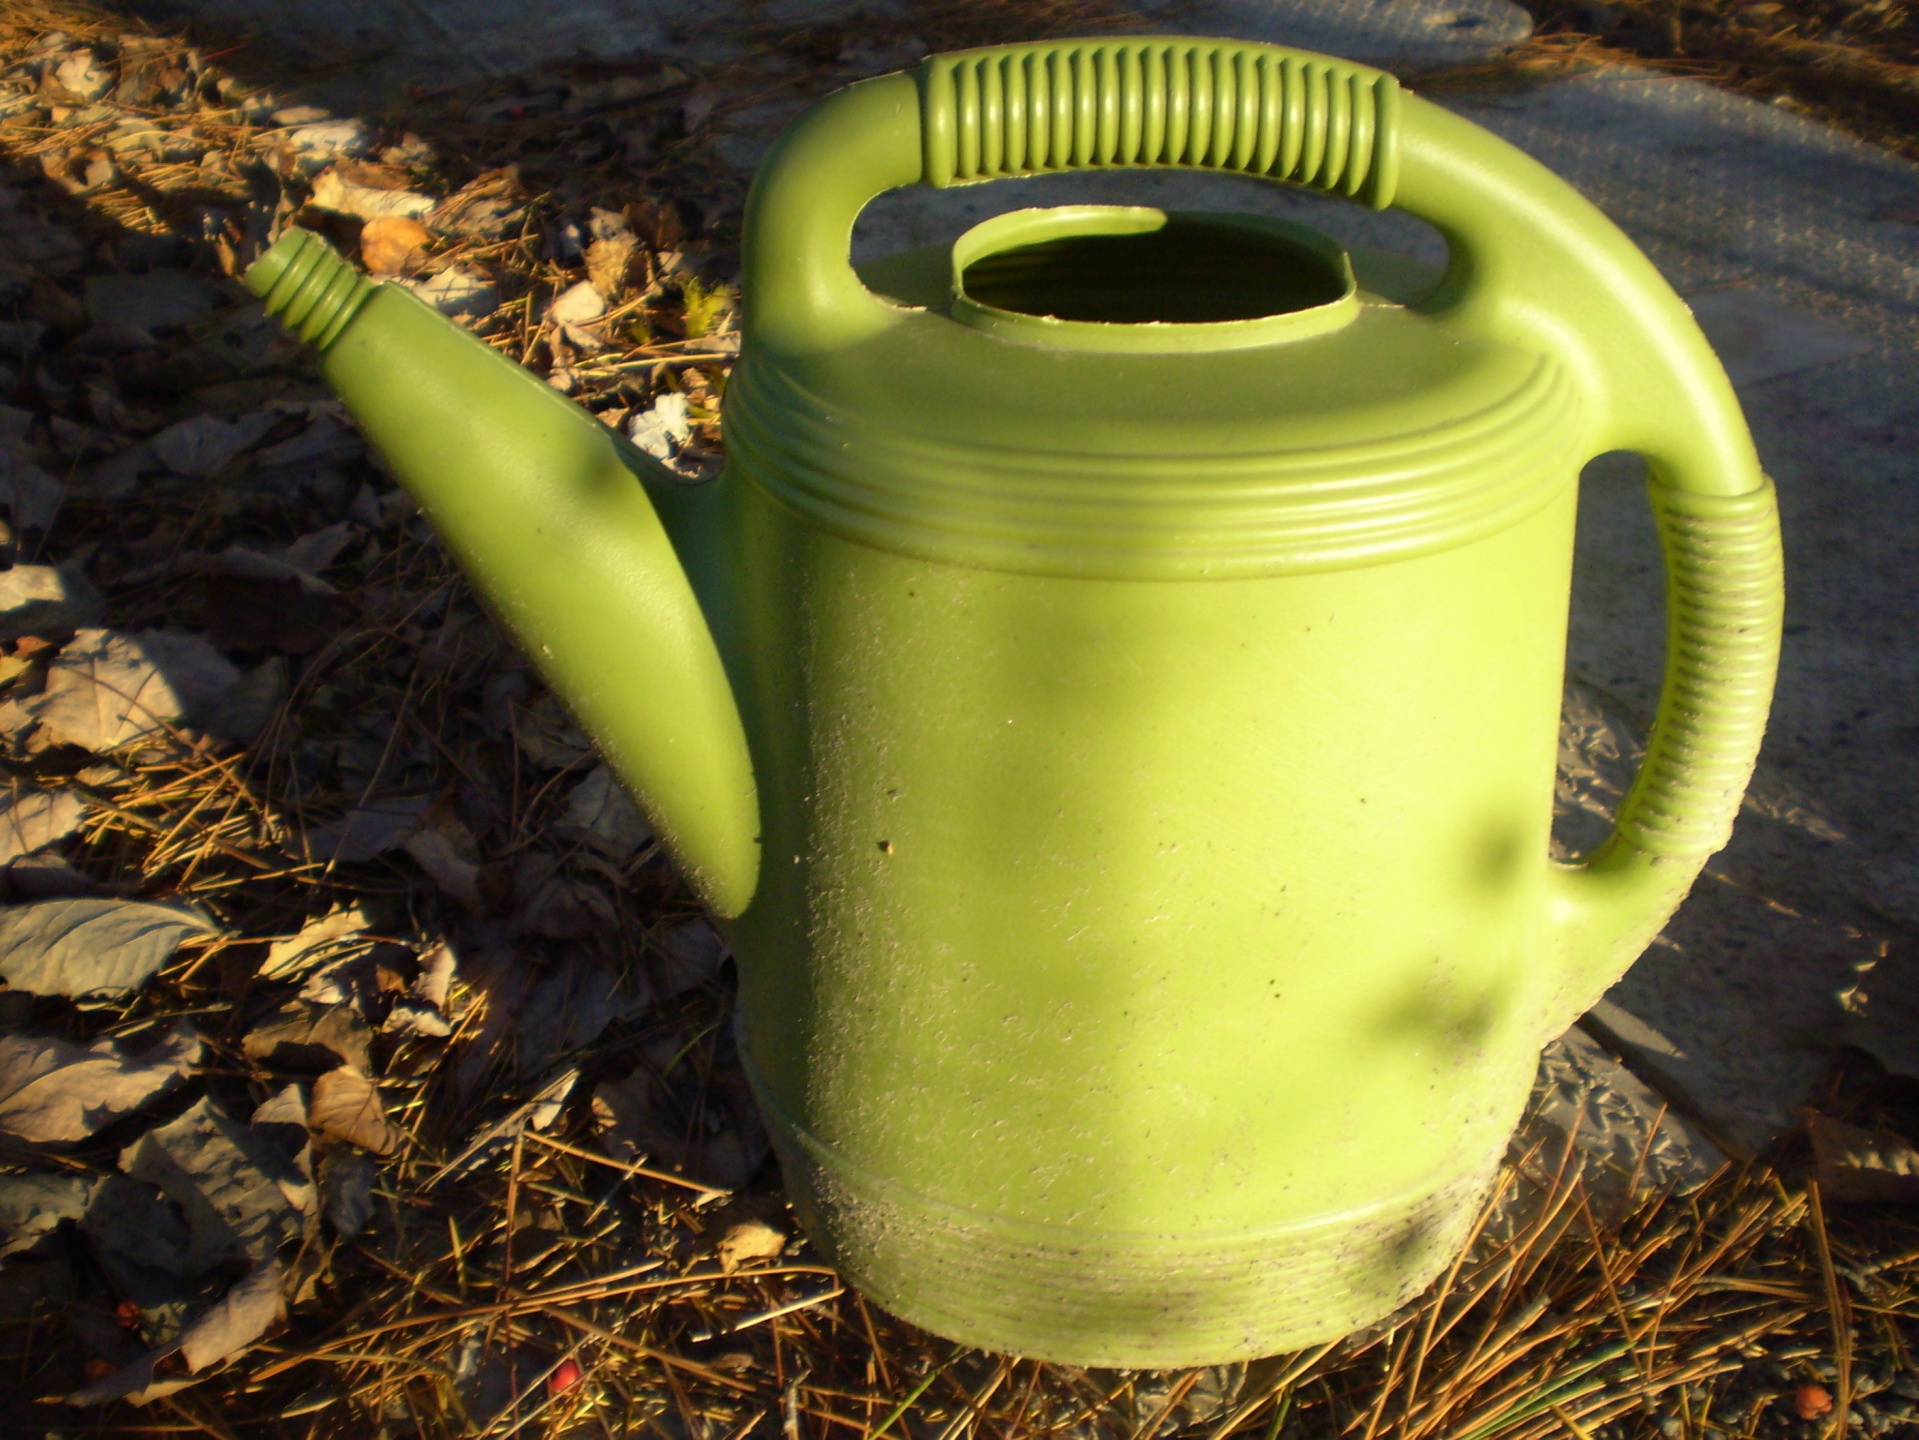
[248,37,1783,1366]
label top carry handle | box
[738,38,1784,1027]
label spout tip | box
[244,228,375,353]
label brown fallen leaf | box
[429,167,526,240]
[557,763,653,859]
[120,1095,311,1270]
[0,897,221,998]
[180,1258,287,1369]
[310,1064,402,1154]
[21,628,241,752]
[586,231,639,302]
[243,1000,372,1073]
[258,904,373,983]
[63,1259,286,1406]
[0,1023,201,1144]
[311,161,433,221]
[303,795,432,864]
[715,1218,787,1273]
[360,214,434,277]
[0,782,88,865]
[401,803,482,910]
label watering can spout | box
[244,230,761,917]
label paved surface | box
[131,0,1534,96]
[124,0,1919,1159]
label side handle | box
[1382,99,1787,1030]
[1539,478,1783,1032]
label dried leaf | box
[550,279,609,348]
[0,782,87,865]
[178,1258,285,1370]
[279,118,373,172]
[412,939,457,1010]
[593,1042,763,1192]
[251,1082,307,1131]
[385,940,457,1036]
[309,1065,401,1154]
[4,852,98,900]
[242,999,372,1073]
[401,806,482,909]
[682,81,719,131]
[527,1066,578,1131]
[514,861,616,940]
[383,1000,452,1038]
[0,897,219,997]
[62,1345,195,1407]
[205,656,289,745]
[0,1023,201,1144]
[558,763,653,858]
[320,1148,376,1236]
[0,561,104,641]
[429,169,525,239]
[0,429,65,530]
[184,543,339,597]
[78,441,154,501]
[628,392,719,481]
[64,1259,285,1406]
[303,795,431,863]
[120,1095,311,1270]
[203,572,348,655]
[562,65,690,113]
[78,1172,200,1346]
[149,412,278,476]
[513,693,592,769]
[23,628,242,752]
[248,1088,319,1221]
[281,521,357,575]
[361,215,434,276]
[585,231,639,301]
[405,267,500,321]
[50,48,112,102]
[715,1218,786,1273]
[310,161,433,221]
[655,919,726,997]
[81,1172,195,1279]
[0,1170,99,1256]
[257,904,372,983]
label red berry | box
[1793,1385,1834,1420]
[549,1357,584,1395]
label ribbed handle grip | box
[921,41,1400,208]
[1614,480,1784,857]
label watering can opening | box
[946,205,1360,350]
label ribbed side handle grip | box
[1615,480,1784,858]
[921,40,1401,208]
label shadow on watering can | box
[245,36,1782,1366]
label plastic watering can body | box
[247,37,1783,1367]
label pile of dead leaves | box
[0,11,808,1427]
